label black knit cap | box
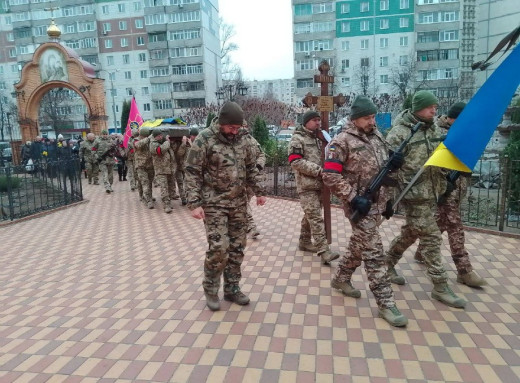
[218,102,244,126]
[447,102,466,119]
[302,110,320,126]
[350,96,377,120]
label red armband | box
[91,147,97,151]
[288,153,303,163]
[156,147,162,155]
[323,159,343,173]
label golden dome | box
[47,19,61,39]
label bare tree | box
[220,18,240,81]
[39,88,77,137]
[0,91,17,142]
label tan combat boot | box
[319,249,340,265]
[387,266,406,285]
[205,293,220,311]
[457,271,487,287]
[414,252,425,264]
[331,278,361,298]
[379,306,408,327]
[298,239,318,253]
[224,286,250,305]
[431,283,467,308]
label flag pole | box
[392,166,425,210]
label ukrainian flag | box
[425,43,520,172]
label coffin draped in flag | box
[123,97,144,148]
[424,43,520,172]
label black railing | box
[0,159,83,221]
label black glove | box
[381,175,398,187]
[351,196,372,217]
[381,200,394,220]
[388,150,404,171]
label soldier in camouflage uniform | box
[126,128,139,192]
[149,129,176,213]
[79,133,99,184]
[134,127,155,209]
[184,102,266,311]
[415,102,486,287]
[385,90,466,309]
[92,130,117,193]
[322,96,407,327]
[289,110,339,265]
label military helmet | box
[131,128,139,137]
[139,127,151,137]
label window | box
[297,78,314,88]
[123,54,130,64]
[341,41,350,51]
[134,2,142,11]
[107,56,114,65]
[118,3,125,12]
[137,36,145,45]
[154,99,173,110]
[143,103,151,111]
[380,19,389,29]
[135,19,144,28]
[109,72,116,81]
[312,3,333,13]
[361,58,369,67]
[341,59,349,70]
[341,77,350,86]
[361,39,369,49]
[66,24,76,33]
[360,2,369,12]
[103,23,111,33]
[400,36,408,46]
[105,39,113,48]
[380,75,389,84]
[341,22,350,33]
[140,70,148,79]
[119,21,127,30]
[380,0,389,11]
[380,38,388,48]
[440,30,458,41]
[341,4,350,13]
[399,55,408,66]
[102,5,109,14]
[419,13,435,24]
[124,71,131,79]
[142,87,149,96]
[121,38,128,47]
[126,88,134,96]
[360,20,370,31]
[442,11,459,22]
[380,56,388,67]
[400,18,409,28]
[400,0,409,9]
[138,53,146,62]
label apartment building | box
[0,0,220,132]
[246,78,298,104]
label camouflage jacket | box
[170,139,186,171]
[241,129,266,170]
[79,139,96,162]
[288,126,324,193]
[322,122,393,217]
[92,136,116,165]
[133,136,153,170]
[126,137,136,162]
[149,138,175,175]
[184,121,265,209]
[436,115,469,204]
[386,109,446,204]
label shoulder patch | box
[292,147,303,155]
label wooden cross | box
[301,60,347,243]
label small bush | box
[0,176,21,192]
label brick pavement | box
[0,180,519,382]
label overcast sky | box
[218,0,294,81]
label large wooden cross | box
[302,60,347,243]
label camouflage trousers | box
[136,167,154,202]
[387,202,448,284]
[246,188,257,231]
[415,201,473,275]
[155,173,175,204]
[335,215,395,309]
[174,169,184,199]
[299,190,327,252]
[126,160,137,190]
[99,162,114,190]
[202,205,248,295]
[85,160,99,184]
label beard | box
[224,133,238,142]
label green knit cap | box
[350,96,377,120]
[412,90,438,112]
[447,101,466,119]
[218,102,244,126]
[302,110,320,126]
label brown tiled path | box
[1,181,519,382]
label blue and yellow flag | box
[425,43,520,171]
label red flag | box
[123,97,143,148]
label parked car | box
[0,146,12,163]
[276,130,294,142]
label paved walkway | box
[0,180,519,382]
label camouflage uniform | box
[92,136,117,192]
[149,137,176,210]
[322,122,396,309]
[79,139,99,184]
[126,136,137,191]
[243,130,266,234]
[184,121,264,297]
[416,115,473,275]
[172,139,188,203]
[385,109,448,284]
[134,134,154,203]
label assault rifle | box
[437,170,460,205]
[350,121,424,223]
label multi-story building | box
[246,78,297,104]
[0,0,220,133]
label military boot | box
[205,293,220,311]
[298,239,318,253]
[431,283,467,308]
[457,271,487,288]
[147,201,154,209]
[224,286,250,305]
[164,203,173,214]
[387,266,406,285]
[319,249,340,265]
[379,306,408,327]
[414,252,425,264]
[331,278,361,298]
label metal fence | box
[0,159,83,221]
[264,155,520,234]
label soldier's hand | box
[388,150,404,170]
[191,206,205,219]
[381,200,394,220]
[351,196,372,217]
[256,196,267,206]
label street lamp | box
[215,82,248,103]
